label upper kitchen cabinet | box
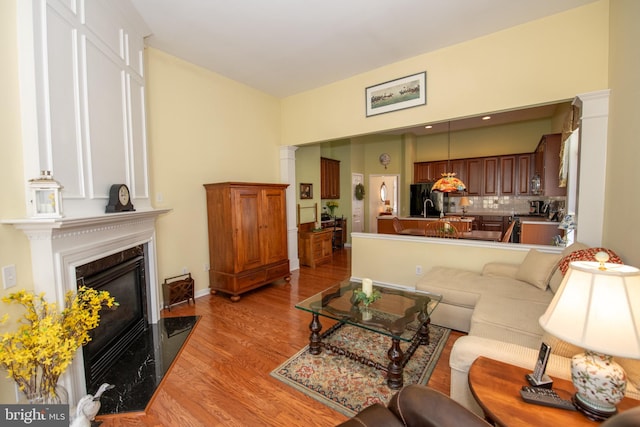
[517,154,534,195]
[18,0,151,216]
[414,160,464,183]
[534,134,566,197]
[321,157,340,199]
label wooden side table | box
[468,356,639,427]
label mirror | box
[380,182,387,202]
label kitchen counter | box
[377,216,474,235]
[381,216,474,223]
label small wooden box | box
[163,273,195,311]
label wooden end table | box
[468,356,639,427]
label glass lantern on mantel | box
[28,170,63,218]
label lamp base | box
[570,351,626,421]
[572,393,617,422]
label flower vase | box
[20,385,69,405]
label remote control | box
[520,386,577,411]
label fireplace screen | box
[77,246,148,385]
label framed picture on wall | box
[300,183,313,199]
[366,71,426,117]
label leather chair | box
[336,385,490,427]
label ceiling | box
[131,0,597,98]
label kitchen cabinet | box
[465,158,483,196]
[482,157,499,196]
[321,157,341,199]
[520,222,562,245]
[417,153,533,197]
[534,134,566,197]
[299,229,333,268]
[204,182,290,301]
[480,215,505,234]
[500,156,517,195]
[415,160,465,184]
[517,154,534,195]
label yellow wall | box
[295,144,321,224]
[146,48,282,296]
[415,119,553,161]
[606,0,640,267]
[0,0,35,403]
[351,233,560,287]
[282,1,609,146]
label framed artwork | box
[300,183,313,199]
[365,71,426,117]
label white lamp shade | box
[539,261,640,359]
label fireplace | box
[76,245,148,388]
[5,209,169,404]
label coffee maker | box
[529,200,544,215]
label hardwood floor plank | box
[97,249,463,426]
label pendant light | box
[432,122,467,192]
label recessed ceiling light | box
[482,116,491,121]
[424,125,433,129]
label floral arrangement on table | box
[353,288,381,307]
[352,279,381,307]
[326,200,339,216]
[0,286,117,401]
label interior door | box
[352,173,364,233]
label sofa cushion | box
[515,249,561,290]
[470,295,552,349]
[416,267,485,309]
[481,262,519,279]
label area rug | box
[271,322,450,416]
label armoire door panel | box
[233,189,263,271]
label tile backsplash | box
[448,195,566,216]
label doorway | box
[351,173,364,233]
[368,174,399,233]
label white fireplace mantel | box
[2,208,170,402]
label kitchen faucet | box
[423,198,434,218]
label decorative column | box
[280,146,300,270]
[573,90,610,247]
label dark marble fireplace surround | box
[75,245,199,415]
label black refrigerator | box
[409,183,444,217]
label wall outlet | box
[2,265,17,289]
[182,267,188,274]
[415,265,423,275]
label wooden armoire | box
[203,182,290,301]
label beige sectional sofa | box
[415,243,640,416]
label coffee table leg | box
[309,313,322,355]
[387,338,404,389]
[418,317,431,345]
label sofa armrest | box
[481,262,520,279]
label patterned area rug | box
[271,323,450,416]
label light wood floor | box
[97,248,464,426]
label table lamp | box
[459,197,471,217]
[538,253,640,421]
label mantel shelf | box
[2,208,171,232]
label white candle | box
[362,278,373,298]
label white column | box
[280,146,300,270]
[573,90,610,247]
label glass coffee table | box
[295,280,442,389]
